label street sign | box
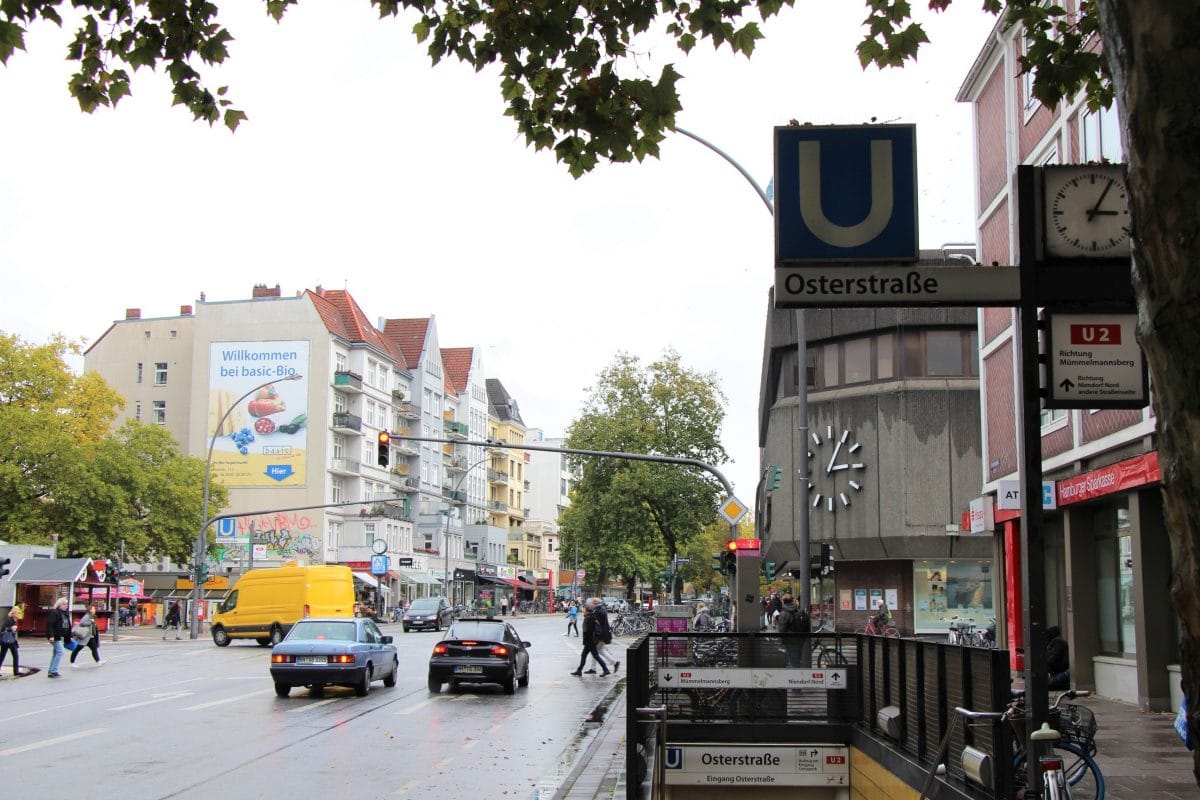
[370,554,389,576]
[673,557,691,565]
[663,744,849,787]
[774,264,1021,308]
[251,544,267,560]
[775,124,917,263]
[397,557,414,567]
[718,497,748,525]
[1044,312,1148,409]
[215,518,238,540]
[657,667,846,690]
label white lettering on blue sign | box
[798,139,893,248]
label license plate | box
[454,665,483,674]
[297,655,328,665]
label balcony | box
[329,458,361,477]
[445,420,469,440]
[391,388,406,402]
[446,489,467,504]
[361,502,412,522]
[511,506,526,521]
[444,454,467,473]
[390,473,418,492]
[390,463,412,477]
[394,438,419,456]
[488,469,509,485]
[333,370,363,393]
[489,501,507,512]
[331,412,362,434]
[395,401,420,420]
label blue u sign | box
[774,124,918,262]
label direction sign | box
[656,667,846,690]
[673,557,691,565]
[1045,312,1148,409]
[664,744,849,787]
[775,124,918,263]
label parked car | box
[427,618,531,695]
[269,617,398,698]
[403,597,454,632]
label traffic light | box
[377,431,391,467]
[766,465,782,491]
[711,552,724,573]
[764,560,779,580]
[0,557,9,579]
[723,539,738,575]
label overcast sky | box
[0,1,996,501]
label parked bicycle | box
[611,609,656,637]
[863,618,899,637]
[944,615,984,646]
[920,689,1103,799]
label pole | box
[442,454,491,601]
[191,373,302,639]
[112,540,124,643]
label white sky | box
[0,1,996,501]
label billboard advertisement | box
[207,341,309,487]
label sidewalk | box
[555,693,1197,800]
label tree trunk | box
[1099,0,1200,784]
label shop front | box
[8,558,115,635]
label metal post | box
[112,540,124,643]
[191,374,302,639]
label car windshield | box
[287,621,357,642]
[409,599,441,611]
[447,622,505,642]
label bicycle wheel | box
[1016,742,1104,800]
[817,647,848,668]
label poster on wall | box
[854,589,867,610]
[885,588,898,610]
[839,590,852,611]
[207,341,309,487]
[869,588,883,609]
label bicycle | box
[864,618,899,637]
[815,639,849,667]
[920,690,1103,799]
[944,615,978,646]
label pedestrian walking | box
[46,597,71,678]
[0,601,24,677]
[571,601,610,677]
[692,603,713,631]
[500,596,508,616]
[163,601,182,640]
[69,605,104,668]
[776,593,811,667]
[565,601,579,636]
[589,598,619,674]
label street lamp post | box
[190,373,303,639]
[442,454,492,602]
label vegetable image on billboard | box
[208,341,310,487]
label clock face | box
[1043,165,1132,259]
[806,425,867,513]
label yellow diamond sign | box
[718,496,747,525]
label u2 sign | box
[774,124,918,263]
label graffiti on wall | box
[213,512,322,563]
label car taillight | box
[330,654,355,664]
[1039,757,1063,771]
[433,644,449,655]
[272,654,295,663]
[303,604,311,618]
[460,641,479,646]
[490,645,508,656]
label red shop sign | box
[1057,452,1160,507]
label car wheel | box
[212,626,231,647]
[269,625,285,646]
[504,669,517,695]
[383,658,398,688]
[518,665,530,688]
[403,626,410,633]
[255,637,271,647]
[428,674,442,694]
[447,679,460,692]
[274,682,291,698]
[355,666,371,697]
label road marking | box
[183,689,272,711]
[431,756,454,770]
[0,728,107,757]
[395,698,433,716]
[4,678,206,723]
[392,779,421,795]
[286,697,340,713]
[462,737,481,750]
[109,691,195,711]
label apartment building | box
[957,17,1175,710]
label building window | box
[1040,408,1068,428]
[335,352,347,373]
[328,521,342,550]
[363,522,376,547]
[1095,500,1136,656]
[169,329,177,339]
[152,400,166,425]
[134,401,141,421]
[877,334,895,380]
[331,477,344,504]
[822,343,839,387]
[136,362,143,384]
[843,338,872,384]
[155,362,168,385]
[913,560,994,633]
[926,331,964,376]
[1081,104,1123,163]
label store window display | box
[913,560,994,633]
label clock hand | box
[1086,178,1114,221]
[826,430,848,474]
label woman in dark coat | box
[570,605,610,677]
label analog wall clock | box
[1043,164,1132,259]
[806,425,867,513]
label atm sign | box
[1069,324,1122,345]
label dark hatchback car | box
[270,617,398,698]
[403,597,454,632]
[427,619,531,695]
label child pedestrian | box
[565,601,579,636]
[69,605,104,667]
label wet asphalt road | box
[0,614,623,799]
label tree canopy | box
[0,332,220,563]
[559,350,728,602]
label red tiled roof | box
[306,289,406,367]
[441,347,474,394]
[380,318,429,369]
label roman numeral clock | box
[806,426,867,513]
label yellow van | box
[210,563,355,647]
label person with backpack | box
[162,601,182,640]
[776,593,811,667]
[564,601,579,636]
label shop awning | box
[9,557,90,585]
[402,572,441,586]
[351,572,391,594]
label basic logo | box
[664,747,684,770]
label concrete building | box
[758,250,985,636]
[957,19,1176,710]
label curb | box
[549,679,628,799]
